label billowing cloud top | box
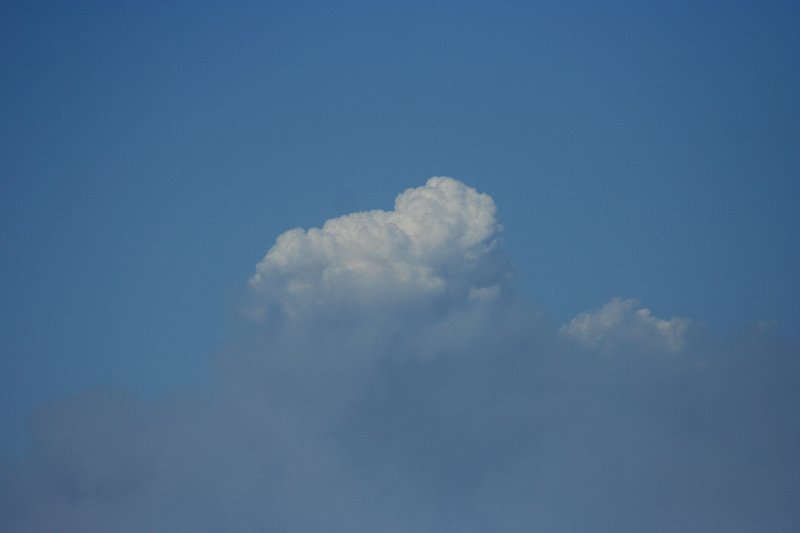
[560,297,692,353]
[249,177,504,318]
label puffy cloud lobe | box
[249,177,503,318]
[560,297,692,353]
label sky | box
[1,1,799,531]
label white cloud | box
[249,177,504,318]
[6,177,800,533]
[560,297,692,353]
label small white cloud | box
[468,285,501,303]
[249,177,504,318]
[560,297,692,353]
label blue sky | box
[1,2,799,529]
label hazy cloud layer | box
[2,178,798,532]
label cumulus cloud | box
[560,297,693,353]
[248,177,505,318]
[2,178,799,532]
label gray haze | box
[2,179,798,532]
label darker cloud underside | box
[2,179,798,532]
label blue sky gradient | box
[1,2,799,529]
